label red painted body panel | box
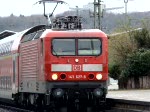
[43,31,108,82]
[0,57,13,89]
[0,51,19,92]
[19,39,44,82]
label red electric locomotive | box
[0,1,108,112]
[0,15,108,111]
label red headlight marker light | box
[88,74,94,80]
[60,74,66,80]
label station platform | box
[107,89,150,102]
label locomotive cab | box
[40,16,109,110]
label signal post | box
[94,0,102,29]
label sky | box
[0,0,149,17]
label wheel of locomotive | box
[35,95,46,110]
[23,94,31,108]
[29,94,35,105]
[18,93,27,107]
[26,97,30,106]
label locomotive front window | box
[52,39,75,56]
[78,39,101,56]
[52,38,102,56]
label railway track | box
[106,98,150,112]
[0,98,34,112]
[0,98,149,112]
[0,101,106,112]
[0,104,33,112]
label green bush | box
[123,49,150,78]
[109,27,150,81]
[133,28,150,49]
[109,64,121,80]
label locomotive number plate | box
[72,65,82,71]
[68,75,87,79]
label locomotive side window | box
[27,32,37,41]
[78,39,102,56]
[33,30,43,40]
[21,30,44,43]
[21,32,37,43]
[52,39,75,56]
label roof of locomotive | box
[0,24,107,53]
[0,25,107,45]
[41,28,108,38]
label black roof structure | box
[0,30,16,40]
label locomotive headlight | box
[52,74,58,80]
[96,74,102,80]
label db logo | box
[73,65,82,71]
